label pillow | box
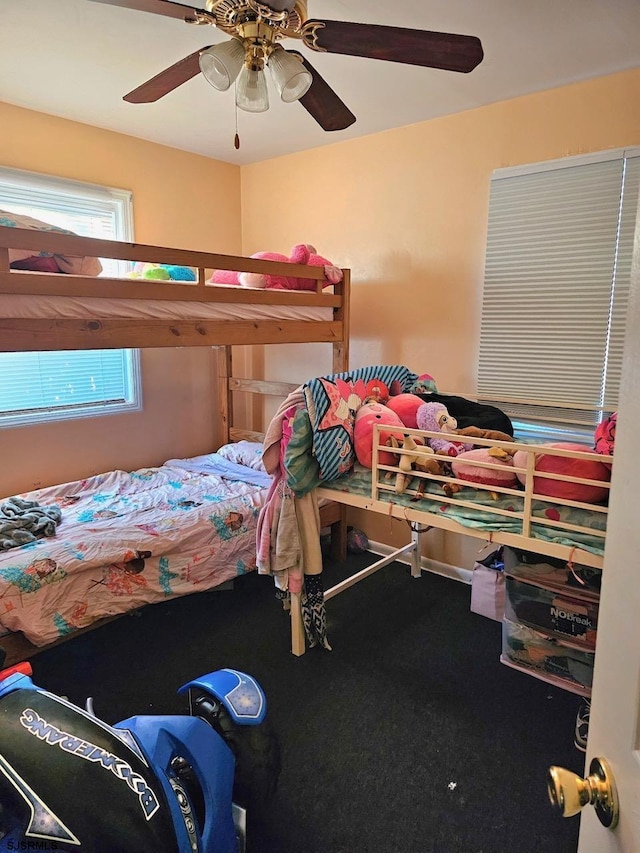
[512,442,611,503]
[303,365,419,482]
[1,209,103,276]
[452,447,519,488]
[216,440,266,472]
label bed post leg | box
[409,523,428,578]
[330,505,348,562]
[290,592,306,656]
[215,346,232,445]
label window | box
[0,167,141,428]
[478,147,640,442]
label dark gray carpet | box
[31,554,584,853]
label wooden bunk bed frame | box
[0,225,349,662]
[319,426,609,571]
[291,424,611,658]
[0,226,613,662]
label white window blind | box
[0,167,141,428]
[478,147,640,435]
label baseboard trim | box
[367,539,472,585]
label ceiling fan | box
[89,0,484,133]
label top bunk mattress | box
[0,291,333,322]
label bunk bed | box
[0,224,350,663]
[260,366,613,658]
[0,225,614,664]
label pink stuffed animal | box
[386,393,425,429]
[354,402,406,468]
[209,268,242,286]
[209,244,343,290]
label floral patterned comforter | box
[0,455,270,646]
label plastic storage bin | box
[502,546,601,597]
[501,619,594,696]
[504,575,598,648]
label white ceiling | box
[1,0,639,166]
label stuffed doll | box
[386,434,443,494]
[416,402,472,457]
[209,244,343,291]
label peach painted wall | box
[241,68,640,564]
[0,102,241,496]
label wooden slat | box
[229,427,264,442]
[230,378,300,396]
[0,226,329,280]
[0,319,343,351]
[0,271,341,306]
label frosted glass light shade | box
[268,48,312,102]
[199,39,245,91]
[235,66,270,112]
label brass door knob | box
[547,757,619,829]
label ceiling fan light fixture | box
[235,65,270,113]
[199,38,245,92]
[268,47,313,103]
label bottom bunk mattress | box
[0,446,271,647]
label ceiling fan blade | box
[88,0,207,22]
[288,52,356,132]
[303,20,483,73]
[123,48,211,103]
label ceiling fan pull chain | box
[234,96,240,149]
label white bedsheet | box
[0,294,333,321]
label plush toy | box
[451,447,519,491]
[512,442,611,504]
[386,393,425,429]
[207,267,241,286]
[416,402,472,457]
[354,401,406,468]
[416,392,514,437]
[594,412,616,457]
[363,378,391,405]
[410,373,438,394]
[386,434,443,494]
[209,244,343,291]
[128,262,197,282]
[456,425,514,443]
